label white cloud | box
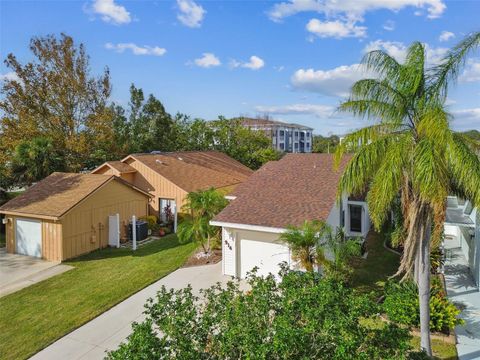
[194,53,221,68]
[255,103,335,118]
[0,71,20,82]
[363,40,448,66]
[306,18,366,39]
[231,56,265,70]
[439,30,455,42]
[460,60,480,82]
[91,0,131,25]
[292,41,450,98]
[268,0,446,21]
[383,20,395,31]
[105,43,166,56]
[291,64,367,97]
[451,108,480,131]
[176,0,205,28]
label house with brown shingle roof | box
[92,151,253,221]
[210,153,371,279]
[0,173,150,261]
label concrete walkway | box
[30,262,236,360]
[444,246,480,360]
[0,249,72,297]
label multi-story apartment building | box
[237,117,314,153]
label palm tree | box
[317,228,361,281]
[177,188,228,254]
[280,220,331,272]
[335,32,480,355]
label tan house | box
[0,172,150,261]
[92,151,253,220]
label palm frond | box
[429,31,480,101]
[448,134,480,207]
[361,49,401,80]
[366,137,409,229]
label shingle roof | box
[213,153,351,229]
[128,151,254,193]
[0,172,145,219]
[104,161,137,173]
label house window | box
[349,205,362,233]
[294,143,299,149]
[159,198,175,223]
[279,143,284,150]
[307,132,311,138]
[280,130,285,137]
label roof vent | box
[151,150,162,154]
[155,159,163,164]
[178,157,183,161]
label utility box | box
[129,220,148,241]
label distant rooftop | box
[233,117,314,131]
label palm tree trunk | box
[417,215,432,356]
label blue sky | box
[1,0,479,135]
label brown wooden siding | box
[60,180,148,260]
[125,158,189,216]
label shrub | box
[108,267,414,359]
[383,279,463,333]
[139,215,158,230]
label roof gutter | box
[209,220,286,234]
[0,210,59,221]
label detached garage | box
[0,172,150,261]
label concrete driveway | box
[31,262,240,360]
[0,249,72,297]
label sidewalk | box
[30,262,234,360]
[444,247,480,360]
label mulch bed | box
[183,249,222,267]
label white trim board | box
[210,221,286,234]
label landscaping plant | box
[108,266,416,360]
[335,32,480,355]
[177,188,228,253]
[384,279,463,333]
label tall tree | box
[335,32,480,355]
[0,33,114,172]
[11,137,64,186]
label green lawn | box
[0,235,196,360]
[352,231,457,359]
[351,231,400,293]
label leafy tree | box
[335,32,480,355]
[0,33,114,172]
[280,220,331,272]
[177,188,228,253]
[312,134,340,153]
[107,268,414,359]
[122,84,177,154]
[11,137,64,185]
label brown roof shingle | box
[105,161,137,173]
[213,153,351,229]
[0,172,128,218]
[129,151,253,192]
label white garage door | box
[16,218,42,258]
[240,239,290,279]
